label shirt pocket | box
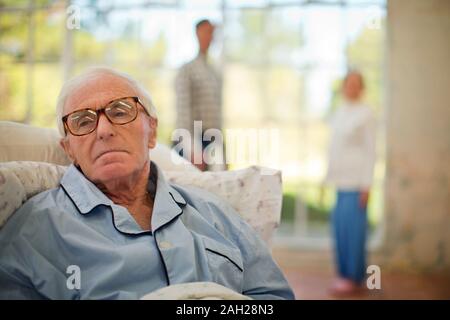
[202,237,244,293]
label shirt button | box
[159,241,172,249]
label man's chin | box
[92,163,134,182]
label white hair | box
[56,66,158,136]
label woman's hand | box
[359,190,370,209]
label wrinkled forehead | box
[64,73,138,115]
[345,72,363,85]
[197,22,214,32]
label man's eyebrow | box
[70,98,119,111]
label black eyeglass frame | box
[62,96,149,136]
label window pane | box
[0,0,386,240]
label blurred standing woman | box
[325,70,376,295]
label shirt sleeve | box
[0,265,45,299]
[0,210,45,299]
[202,190,295,300]
[360,110,377,189]
[324,112,338,185]
[234,218,295,300]
[0,201,73,300]
[0,199,38,299]
[175,66,193,132]
[322,115,335,184]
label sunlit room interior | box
[0,0,449,299]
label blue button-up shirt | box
[0,163,294,300]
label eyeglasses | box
[62,96,149,136]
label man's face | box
[60,74,157,185]
[197,22,215,52]
[343,73,364,101]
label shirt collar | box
[150,162,186,232]
[60,164,112,213]
[196,53,209,64]
[60,162,187,234]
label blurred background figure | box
[174,19,224,171]
[325,70,376,296]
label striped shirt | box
[175,54,222,133]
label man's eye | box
[109,103,131,118]
[110,106,130,118]
[77,116,95,127]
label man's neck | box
[198,50,208,58]
[97,161,151,207]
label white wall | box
[382,0,450,272]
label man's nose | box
[96,113,116,140]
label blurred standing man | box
[325,70,376,296]
[174,19,223,171]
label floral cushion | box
[0,161,282,245]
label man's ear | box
[60,137,77,164]
[148,117,158,149]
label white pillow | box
[0,162,282,244]
[0,121,198,172]
[140,282,251,300]
[0,121,71,165]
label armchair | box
[0,121,283,299]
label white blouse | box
[325,103,376,190]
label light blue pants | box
[332,190,368,284]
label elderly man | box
[0,67,294,300]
